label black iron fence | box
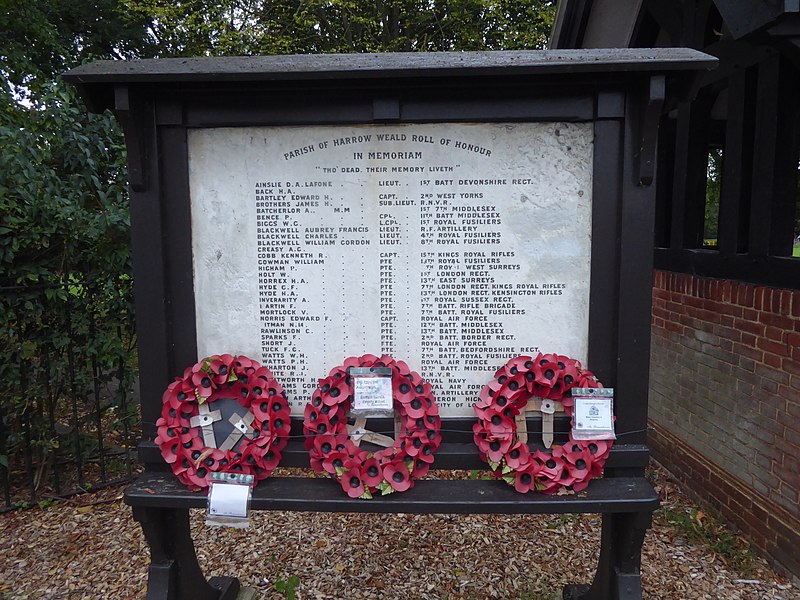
[0,278,139,510]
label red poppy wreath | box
[155,354,292,490]
[473,353,613,494]
[303,354,442,499]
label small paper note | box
[353,376,393,412]
[573,397,614,431]
[208,481,250,518]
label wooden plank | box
[588,118,622,385]
[669,95,713,250]
[159,125,198,372]
[614,78,659,448]
[717,66,755,255]
[654,250,800,289]
[137,438,651,471]
[748,53,800,257]
[125,471,659,514]
[124,92,170,440]
[64,49,718,83]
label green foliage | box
[274,574,300,600]
[0,2,140,492]
[659,506,755,573]
[121,0,555,56]
[703,148,722,246]
[0,0,555,496]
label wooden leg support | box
[133,506,241,600]
[563,511,652,600]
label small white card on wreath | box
[350,367,394,417]
[571,388,616,441]
[206,472,254,528]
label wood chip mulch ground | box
[1,462,798,600]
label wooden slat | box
[125,471,659,515]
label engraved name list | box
[189,123,594,417]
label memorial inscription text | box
[189,123,594,417]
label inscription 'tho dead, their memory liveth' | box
[189,123,593,418]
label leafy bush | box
[0,80,137,493]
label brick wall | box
[650,270,800,578]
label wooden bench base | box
[127,472,658,600]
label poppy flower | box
[403,431,432,458]
[534,360,559,390]
[260,448,280,471]
[564,450,592,481]
[208,355,235,385]
[514,464,540,493]
[362,457,383,488]
[313,434,338,458]
[321,450,348,476]
[505,441,532,470]
[409,457,430,478]
[583,439,611,462]
[476,433,512,463]
[476,381,502,409]
[341,467,366,498]
[404,396,429,419]
[233,355,258,373]
[536,453,566,482]
[394,378,416,403]
[485,412,515,438]
[155,426,181,464]
[383,462,413,492]
[163,378,195,409]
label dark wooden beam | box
[717,66,755,255]
[748,52,800,257]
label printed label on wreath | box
[353,376,394,412]
[573,397,614,431]
[189,123,594,417]
[208,480,250,517]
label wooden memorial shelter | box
[65,49,714,599]
[553,1,800,579]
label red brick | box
[712,324,742,342]
[741,307,759,321]
[765,326,786,342]
[771,290,783,313]
[696,308,723,324]
[783,358,800,377]
[739,285,755,308]
[664,320,684,335]
[734,318,766,336]
[760,312,796,330]
[792,292,800,317]
[764,352,783,369]
[734,342,763,362]
[787,331,800,347]
[722,281,733,303]
[755,287,767,310]
[740,332,757,347]
[780,290,793,316]
[757,337,791,357]
[684,295,705,309]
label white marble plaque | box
[188,123,594,417]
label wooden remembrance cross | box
[64,49,715,600]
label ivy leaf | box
[360,489,373,500]
[502,475,516,485]
[334,466,346,477]
[501,464,514,474]
[488,460,500,471]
